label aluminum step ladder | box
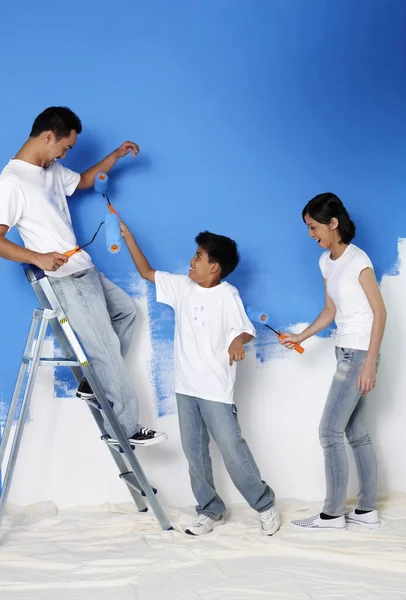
[0,264,172,532]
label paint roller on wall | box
[94,173,122,254]
[246,307,305,354]
[64,172,122,258]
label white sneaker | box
[185,514,225,536]
[259,506,281,536]
[345,509,380,529]
[291,514,346,531]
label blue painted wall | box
[1,0,406,415]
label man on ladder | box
[0,106,167,447]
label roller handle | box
[64,245,81,258]
[277,332,305,354]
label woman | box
[281,192,386,530]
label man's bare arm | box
[77,142,139,190]
[0,224,68,271]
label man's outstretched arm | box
[77,141,139,190]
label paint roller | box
[94,173,121,254]
[246,306,305,354]
[64,173,122,258]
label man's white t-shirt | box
[155,271,256,404]
[319,244,374,351]
[0,159,94,277]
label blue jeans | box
[176,394,275,519]
[319,347,379,516]
[49,268,139,438]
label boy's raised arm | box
[120,220,156,283]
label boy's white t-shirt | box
[319,244,374,351]
[155,271,256,404]
[0,159,94,277]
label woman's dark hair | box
[195,231,239,279]
[30,106,82,139]
[302,192,356,244]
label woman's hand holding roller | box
[278,332,304,349]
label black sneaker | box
[107,427,168,447]
[76,378,95,399]
[76,379,113,411]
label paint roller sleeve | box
[105,213,121,253]
[245,307,269,324]
[94,172,109,194]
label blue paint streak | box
[52,334,77,399]
[0,367,33,424]
[53,367,77,399]
[146,282,176,417]
[254,326,284,363]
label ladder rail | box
[0,311,40,466]
[0,313,49,525]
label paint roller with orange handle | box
[246,307,305,354]
[64,173,121,258]
[94,172,121,254]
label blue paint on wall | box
[1,0,406,416]
[51,334,77,399]
[146,283,176,417]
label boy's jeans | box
[319,347,379,516]
[176,393,275,519]
[49,268,140,438]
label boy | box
[120,221,280,536]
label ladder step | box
[101,436,135,453]
[120,471,142,494]
[119,472,158,496]
[22,357,81,367]
[39,358,81,367]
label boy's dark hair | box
[195,231,239,279]
[30,106,82,139]
[302,192,356,244]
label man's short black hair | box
[30,106,82,139]
[195,231,239,279]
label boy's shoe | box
[107,427,168,447]
[345,509,380,529]
[259,506,281,535]
[291,514,346,531]
[185,514,225,536]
